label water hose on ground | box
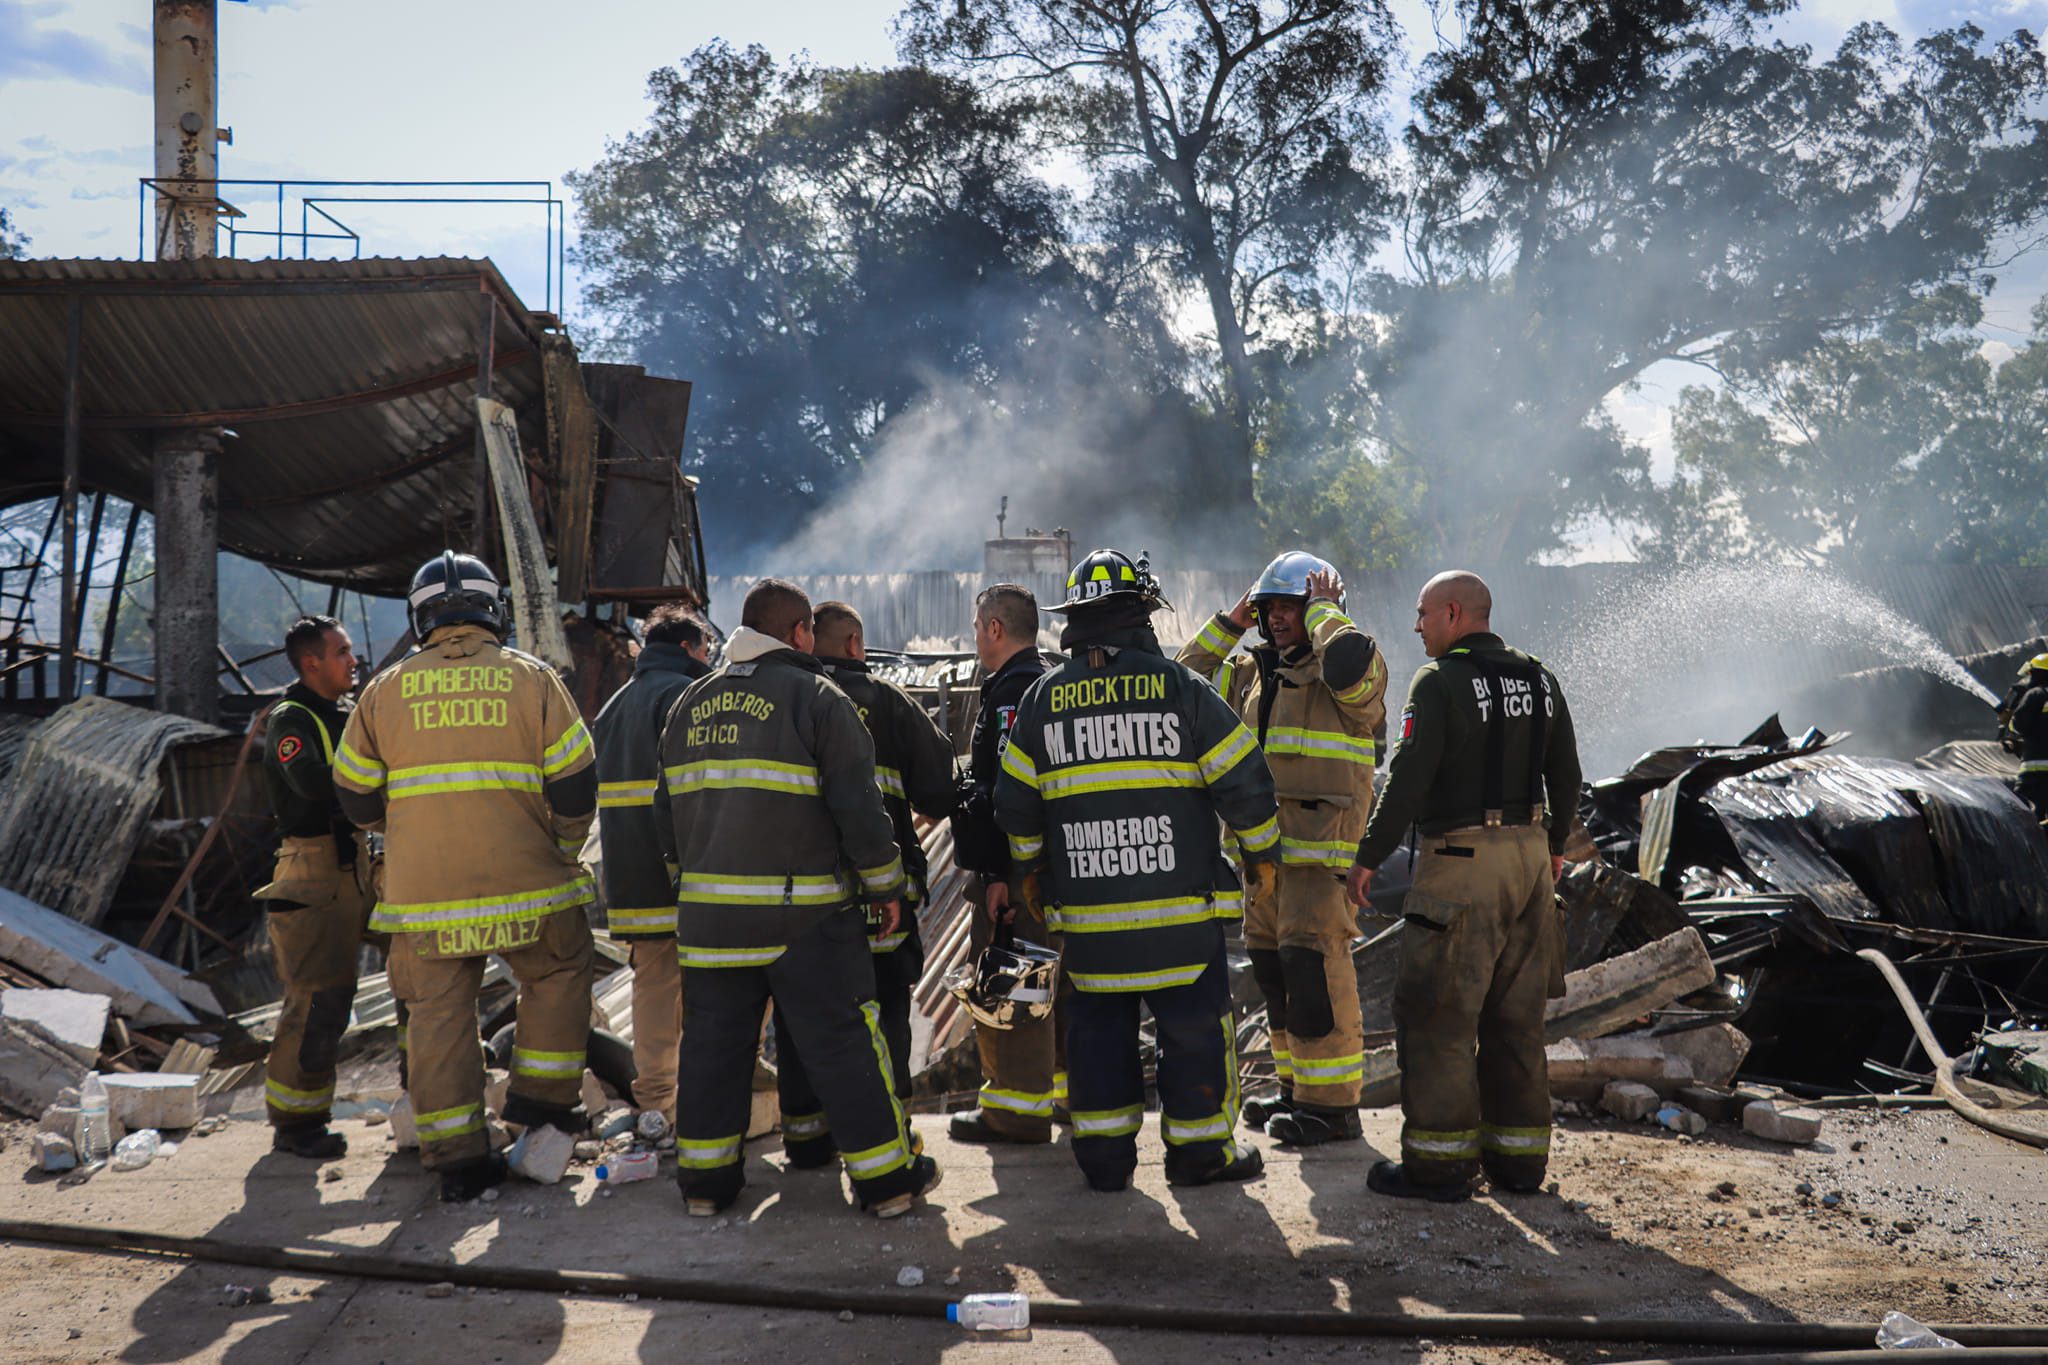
[1609,1352,2048,1365]
[1855,948,2048,1151]
[4,1219,2047,1348]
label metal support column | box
[58,296,82,700]
[96,502,142,696]
[152,429,221,723]
[474,290,497,567]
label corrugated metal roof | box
[0,696,225,927]
[0,257,553,595]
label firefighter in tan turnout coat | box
[334,552,598,1203]
[1179,551,1389,1146]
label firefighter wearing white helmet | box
[995,548,1281,1191]
[1178,550,1390,1146]
[333,551,599,1203]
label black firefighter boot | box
[1240,1086,1293,1131]
[272,1124,348,1159]
[439,1153,509,1203]
[1265,1102,1362,1147]
[1366,1159,1471,1204]
[1164,1143,1266,1188]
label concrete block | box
[0,888,198,1027]
[1677,1084,1746,1124]
[101,1073,201,1131]
[38,1103,79,1137]
[508,1123,574,1184]
[0,1017,87,1119]
[388,1095,418,1150]
[1742,1099,1823,1145]
[1548,1037,1695,1099]
[0,989,110,1066]
[1649,1022,1750,1088]
[31,1131,77,1172]
[1601,1080,1661,1122]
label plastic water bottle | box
[75,1071,112,1167]
[1875,1311,1962,1350]
[948,1292,1030,1331]
[112,1129,161,1171]
[594,1149,658,1185]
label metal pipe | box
[474,290,497,563]
[95,502,142,696]
[58,295,82,699]
[152,1,219,262]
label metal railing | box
[136,177,568,317]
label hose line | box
[4,1219,2046,1349]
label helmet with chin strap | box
[407,551,508,641]
[1251,550,1341,609]
[1049,547,1167,615]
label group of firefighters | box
[253,541,1595,1214]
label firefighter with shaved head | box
[1346,570,1582,1202]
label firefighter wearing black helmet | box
[994,549,1281,1192]
[333,551,599,1203]
[2005,652,2048,821]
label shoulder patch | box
[1399,706,1416,743]
[276,734,305,764]
[996,704,1019,735]
[726,663,757,677]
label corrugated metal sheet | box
[0,257,550,594]
[0,696,225,926]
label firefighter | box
[1179,552,1387,1146]
[333,552,598,1203]
[655,578,939,1218]
[591,603,712,1134]
[2005,652,2048,821]
[1345,571,1581,1202]
[774,600,957,1166]
[995,549,1281,1192]
[253,615,376,1158]
[946,583,1061,1145]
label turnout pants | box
[676,907,920,1210]
[776,924,923,1163]
[1244,858,1364,1109]
[1393,824,1558,1190]
[967,880,1063,1137]
[628,938,684,1123]
[262,836,376,1130]
[2020,772,2048,823]
[387,907,596,1169]
[1066,936,1240,1187]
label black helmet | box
[1048,547,1166,615]
[408,551,507,640]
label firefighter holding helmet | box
[333,552,599,1203]
[994,549,1280,1192]
[1179,551,1389,1146]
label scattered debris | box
[896,1266,925,1287]
[1743,1100,1824,1145]
[424,1282,455,1299]
[1602,1081,1662,1122]
[101,1073,201,1130]
[31,1131,76,1172]
[507,1125,575,1185]
[1,988,110,1066]
[1655,1104,1708,1135]
[220,1285,272,1308]
[388,1097,418,1150]
[110,1130,160,1170]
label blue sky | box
[5,0,2046,557]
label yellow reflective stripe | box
[1052,896,1219,933]
[542,720,593,776]
[1404,1128,1481,1158]
[979,1086,1053,1118]
[1264,726,1376,765]
[334,741,385,790]
[674,871,849,905]
[608,905,676,933]
[1480,1124,1551,1153]
[841,1136,911,1178]
[417,1103,485,1143]
[675,1132,743,1168]
[1290,1051,1365,1082]
[1069,963,1208,992]
[1039,759,1200,801]
[999,740,1039,790]
[1280,838,1356,867]
[512,1047,585,1077]
[2022,759,2048,773]
[1197,724,1257,783]
[1071,1105,1143,1137]
[1007,831,1045,860]
[1052,1071,1069,1103]
[1211,886,1244,918]
[369,874,593,934]
[858,855,904,892]
[665,759,821,795]
[1222,1007,1242,1163]
[676,943,787,968]
[1163,1110,1231,1145]
[1303,600,1347,634]
[845,1000,913,1182]
[598,778,658,808]
[1193,616,1241,658]
[874,765,906,800]
[1273,1047,1293,1080]
[1235,815,1280,853]
[1333,674,1376,705]
[869,931,909,953]
[385,761,544,799]
[782,1111,829,1139]
[264,1078,334,1113]
[271,700,336,766]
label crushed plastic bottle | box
[1875,1311,1962,1350]
[594,1149,658,1185]
[75,1071,112,1168]
[112,1129,160,1171]
[948,1292,1030,1331]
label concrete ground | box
[0,1101,2043,1364]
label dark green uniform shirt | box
[1355,631,1582,868]
[264,682,355,859]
